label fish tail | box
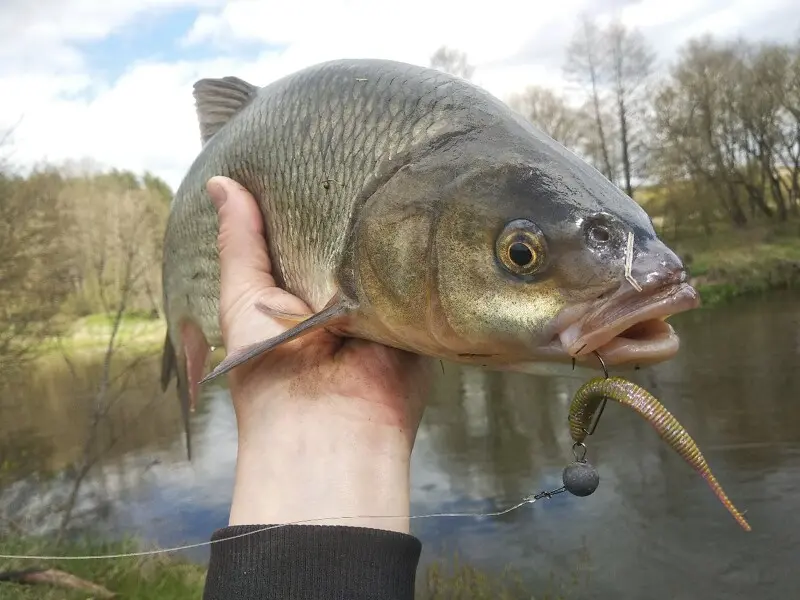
[161,331,193,461]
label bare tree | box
[564,16,656,198]
[507,86,586,151]
[651,35,800,230]
[54,184,167,540]
[564,15,615,182]
[605,21,656,198]
[652,37,749,227]
[430,46,475,80]
[0,144,71,381]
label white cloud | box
[0,0,797,191]
[0,0,221,75]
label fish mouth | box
[552,281,701,367]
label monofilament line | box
[624,231,642,292]
[0,495,546,561]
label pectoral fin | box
[200,298,352,384]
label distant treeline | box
[0,165,171,373]
[434,19,800,235]
[2,21,799,349]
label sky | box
[0,0,797,191]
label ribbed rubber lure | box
[568,376,751,532]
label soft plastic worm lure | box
[569,376,751,531]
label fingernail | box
[207,178,227,210]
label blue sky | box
[74,6,281,84]
[78,8,213,81]
[0,0,796,190]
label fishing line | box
[0,488,568,561]
[0,352,638,562]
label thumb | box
[207,176,274,302]
[207,176,310,348]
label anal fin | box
[175,356,193,461]
[162,331,193,461]
[182,321,211,413]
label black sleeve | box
[202,524,422,600]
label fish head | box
[429,146,700,370]
[353,135,699,371]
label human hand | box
[206,176,433,533]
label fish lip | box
[552,281,701,366]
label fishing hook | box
[593,350,609,379]
[571,350,608,378]
[583,351,609,436]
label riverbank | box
[0,536,579,600]
[0,536,205,599]
[38,312,166,356]
[668,224,800,307]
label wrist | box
[229,392,415,533]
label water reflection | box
[1,292,799,597]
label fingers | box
[207,176,275,296]
[207,176,312,347]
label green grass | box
[422,544,591,600]
[667,223,800,307]
[0,536,588,600]
[0,536,205,599]
[37,312,166,356]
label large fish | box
[161,59,700,457]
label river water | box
[1,292,799,599]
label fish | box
[568,376,750,531]
[160,58,701,457]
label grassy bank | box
[0,536,205,599]
[0,536,583,600]
[38,312,166,356]
[668,224,800,307]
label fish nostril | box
[583,213,620,249]
[588,224,611,244]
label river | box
[1,292,798,599]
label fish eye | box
[509,242,533,266]
[496,219,547,277]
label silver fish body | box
[161,58,700,457]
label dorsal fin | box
[192,76,260,144]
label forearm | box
[204,394,422,600]
[229,393,415,533]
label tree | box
[507,86,585,151]
[564,16,656,198]
[564,15,616,182]
[430,46,475,80]
[0,142,72,380]
[651,35,800,229]
[605,21,656,198]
